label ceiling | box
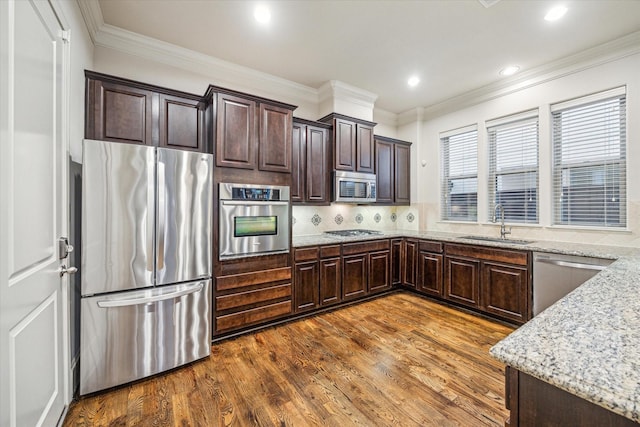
[97,0,640,114]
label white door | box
[0,1,70,426]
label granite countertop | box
[293,230,640,422]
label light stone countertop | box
[292,230,640,422]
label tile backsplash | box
[292,204,419,235]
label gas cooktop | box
[324,229,383,237]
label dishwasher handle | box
[535,257,608,271]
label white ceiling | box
[97,0,640,114]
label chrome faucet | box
[492,203,512,239]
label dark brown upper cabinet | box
[374,135,412,205]
[158,93,206,152]
[318,113,376,173]
[85,71,206,152]
[291,118,331,204]
[206,85,296,172]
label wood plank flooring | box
[63,293,514,426]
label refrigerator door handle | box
[146,156,155,273]
[157,160,166,270]
[96,282,204,308]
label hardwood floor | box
[63,292,514,426]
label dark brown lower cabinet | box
[403,239,418,288]
[481,262,528,324]
[294,260,319,312]
[342,254,367,301]
[504,367,637,426]
[214,267,292,335]
[368,250,391,294]
[391,239,403,286]
[320,257,341,306]
[342,239,391,301]
[445,255,481,309]
[417,251,443,297]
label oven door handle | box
[220,200,289,206]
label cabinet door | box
[445,256,480,308]
[356,123,375,173]
[320,257,341,306]
[375,139,394,204]
[306,125,329,203]
[403,240,418,288]
[294,261,319,313]
[394,143,411,205]
[391,239,403,285]
[216,93,256,169]
[259,103,292,172]
[481,262,529,323]
[334,118,356,171]
[158,93,205,152]
[417,252,443,297]
[342,254,367,300]
[86,79,154,145]
[291,122,305,202]
[369,250,390,294]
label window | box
[551,87,626,228]
[487,111,539,224]
[441,126,478,221]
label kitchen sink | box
[460,235,534,245]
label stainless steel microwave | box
[333,171,377,203]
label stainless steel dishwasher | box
[533,252,613,316]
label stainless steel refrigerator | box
[80,139,213,395]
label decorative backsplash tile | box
[407,213,415,223]
[291,205,418,235]
[292,216,297,225]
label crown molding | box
[318,80,378,109]
[76,0,103,44]
[416,31,640,121]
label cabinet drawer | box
[215,283,291,311]
[342,239,390,255]
[216,267,292,291]
[320,244,341,258]
[215,300,292,333]
[445,244,528,266]
[420,240,443,253]
[295,247,319,261]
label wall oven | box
[219,183,290,259]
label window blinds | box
[487,112,539,224]
[441,127,478,221]
[551,88,626,228]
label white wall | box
[414,53,640,247]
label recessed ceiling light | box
[407,76,420,87]
[254,4,271,24]
[499,65,520,76]
[545,5,568,21]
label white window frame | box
[551,87,627,229]
[486,110,539,224]
[440,125,478,222]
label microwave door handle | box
[220,200,289,206]
[96,282,204,308]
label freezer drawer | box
[80,280,211,395]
